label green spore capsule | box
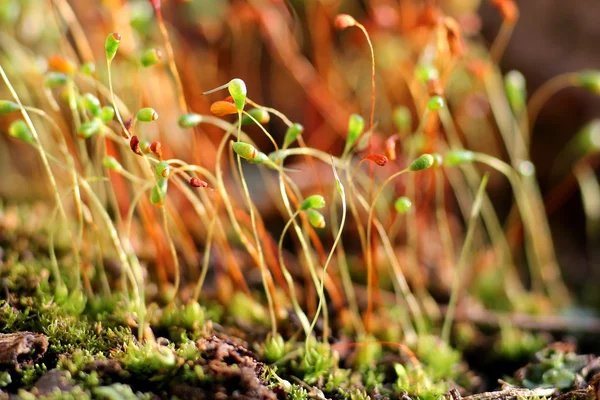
[44,72,68,88]
[100,106,115,123]
[77,119,101,139]
[139,139,152,154]
[393,106,411,133]
[444,149,475,166]
[415,64,439,83]
[155,161,170,178]
[141,48,162,67]
[0,100,19,114]
[8,120,34,144]
[505,70,527,113]
[178,113,203,128]
[283,123,304,148]
[228,78,247,111]
[572,119,600,153]
[102,156,122,172]
[427,96,445,111]
[345,113,365,152]
[576,70,600,95]
[394,196,412,214]
[409,154,435,171]
[232,141,258,161]
[307,209,326,229]
[150,178,168,206]
[82,93,102,117]
[80,62,96,76]
[241,108,270,126]
[105,32,121,63]
[300,195,326,211]
[136,107,158,122]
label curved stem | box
[25,106,85,290]
[193,197,220,301]
[106,60,128,136]
[277,210,311,336]
[472,153,568,302]
[329,184,365,336]
[0,65,82,291]
[352,184,423,337]
[490,20,516,64]
[155,14,188,113]
[441,174,489,343]
[234,110,278,336]
[365,168,409,331]
[308,161,347,345]
[527,73,577,136]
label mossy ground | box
[0,222,598,400]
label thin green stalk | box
[439,108,526,300]
[436,168,456,275]
[25,106,85,289]
[245,110,327,335]
[277,210,312,336]
[473,153,543,291]
[139,153,181,304]
[277,171,325,335]
[0,65,82,291]
[485,70,570,304]
[353,188,423,337]
[574,164,600,271]
[307,160,347,346]
[329,191,365,337]
[161,204,180,302]
[106,59,128,135]
[441,174,489,344]
[234,110,277,336]
[365,167,409,329]
[526,73,578,139]
[38,144,144,333]
[345,158,369,259]
[193,202,219,301]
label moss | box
[394,363,449,400]
[410,336,462,382]
[286,384,309,400]
[93,383,152,400]
[155,301,207,341]
[18,364,48,388]
[118,341,177,381]
[17,386,92,400]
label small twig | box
[445,306,600,334]
[460,388,556,400]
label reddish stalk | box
[148,0,188,113]
[234,208,283,317]
[335,13,380,333]
[489,0,519,63]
